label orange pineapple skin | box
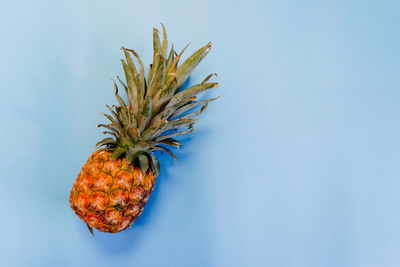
[69,149,156,233]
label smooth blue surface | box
[1,0,400,266]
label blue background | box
[1,0,400,266]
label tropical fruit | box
[69,25,218,234]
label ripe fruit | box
[69,25,218,234]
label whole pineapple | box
[70,25,218,234]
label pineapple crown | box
[96,24,219,176]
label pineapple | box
[69,25,218,234]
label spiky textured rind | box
[70,150,155,233]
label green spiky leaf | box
[149,154,160,177]
[167,82,218,108]
[96,138,116,149]
[138,154,150,174]
[94,25,218,177]
[111,146,126,159]
[155,146,177,161]
[175,42,212,88]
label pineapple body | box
[70,149,155,233]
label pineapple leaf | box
[122,48,138,78]
[155,146,177,161]
[175,42,212,88]
[111,146,126,159]
[113,81,129,125]
[166,45,175,71]
[149,154,160,177]
[170,96,220,119]
[127,128,141,142]
[163,118,197,132]
[166,82,218,108]
[147,63,153,90]
[98,124,119,135]
[166,43,190,75]
[148,28,162,84]
[116,76,129,94]
[95,138,116,149]
[161,23,168,58]
[105,106,123,127]
[153,28,162,55]
[141,119,168,141]
[201,73,218,84]
[150,94,190,124]
[122,48,144,107]
[126,146,140,164]
[154,138,182,149]
[121,59,138,113]
[102,131,117,137]
[103,113,123,132]
[150,104,177,124]
[123,48,146,102]
[159,73,177,99]
[151,73,178,115]
[177,103,208,120]
[155,129,194,142]
[138,154,149,174]
[138,96,152,131]
[148,54,166,98]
